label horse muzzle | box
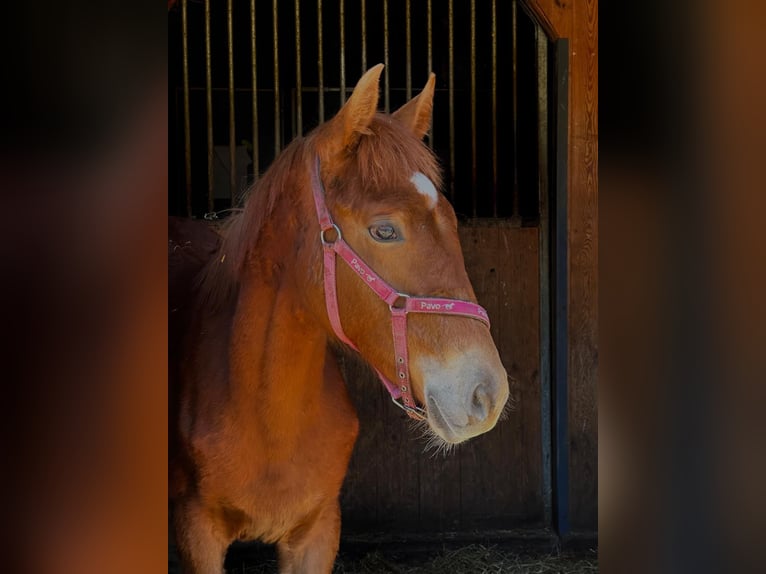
[417,352,510,444]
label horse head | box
[307,65,509,445]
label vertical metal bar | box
[405,0,411,100]
[181,0,192,217]
[227,0,237,205]
[426,0,433,75]
[294,0,303,135]
[361,0,367,73]
[552,37,570,539]
[448,0,455,202]
[383,0,389,112]
[340,0,346,104]
[273,0,281,153]
[536,23,552,530]
[491,0,497,218]
[511,0,520,221]
[317,0,324,122]
[205,0,214,212]
[470,0,477,217]
[251,0,260,179]
[427,0,433,147]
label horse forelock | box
[330,114,442,205]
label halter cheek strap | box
[310,156,490,420]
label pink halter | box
[310,156,491,420]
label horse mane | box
[196,137,308,310]
[196,112,442,311]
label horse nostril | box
[469,383,492,424]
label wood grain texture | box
[458,226,543,530]
[522,0,572,39]
[339,349,427,533]
[337,351,382,529]
[567,0,598,531]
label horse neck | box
[227,158,330,434]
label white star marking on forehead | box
[410,172,438,208]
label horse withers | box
[169,64,509,574]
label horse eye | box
[369,224,398,242]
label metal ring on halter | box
[390,292,409,311]
[391,396,427,420]
[320,224,342,246]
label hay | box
[232,544,598,574]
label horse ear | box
[331,63,384,150]
[392,73,436,140]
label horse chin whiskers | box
[498,374,519,422]
[423,431,459,458]
[408,417,460,458]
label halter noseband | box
[310,156,491,420]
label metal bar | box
[340,0,346,104]
[427,0,433,147]
[181,0,192,217]
[551,37,570,539]
[228,0,236,205]
[361,0,367,73]
[512,0,520,220]
[318,0,324,122]
[427,0,433,74]
[448,0,455,202]
[205,0,214,212]
[470,0,477,217]
[251,0,260,179]
[273,0,281,153]
[383,0,389,112]
[405,0,411,100]
[294,0,303,135]
[536,23,552,529]
[491,0,497,218]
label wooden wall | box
[525,0,599,531]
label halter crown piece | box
[310,156,491,420]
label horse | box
[169,64,510,574]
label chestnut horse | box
[169,64,509,574]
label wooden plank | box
[457,226,543,530]
[338,351,383,530]
[566,0,598,531]
[456,225,500,528]
[522,0,572,40]
[417,436,462,531]
[339,352,423,533]
[551,37,570,536]
[373,371,423,531]
[500,227,544,524]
